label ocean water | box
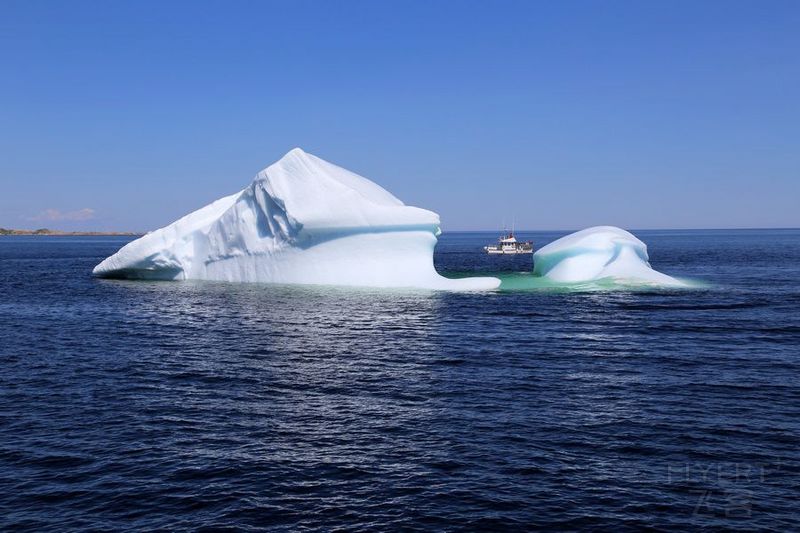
[1,229,798,530]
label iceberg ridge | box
[93,149,499,291]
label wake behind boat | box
[484,231,534,254]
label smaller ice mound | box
[533,226,685,287]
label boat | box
[484,231,533,254]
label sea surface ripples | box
[1,230,799,530]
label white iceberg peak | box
[93,149,500,291]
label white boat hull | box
[484,247,533,255]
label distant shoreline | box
[1,227,797,237]
[0,228,142,236]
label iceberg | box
[93,148,500,291]
[532,226,685,286]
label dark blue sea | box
[1,229,799,531]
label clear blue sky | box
[1,0,798,231]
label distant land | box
[0,228,141,236]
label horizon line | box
[443,226,800,232]
[2,225,799,236]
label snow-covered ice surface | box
[532,226,687,287]
[93,149,500,291]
